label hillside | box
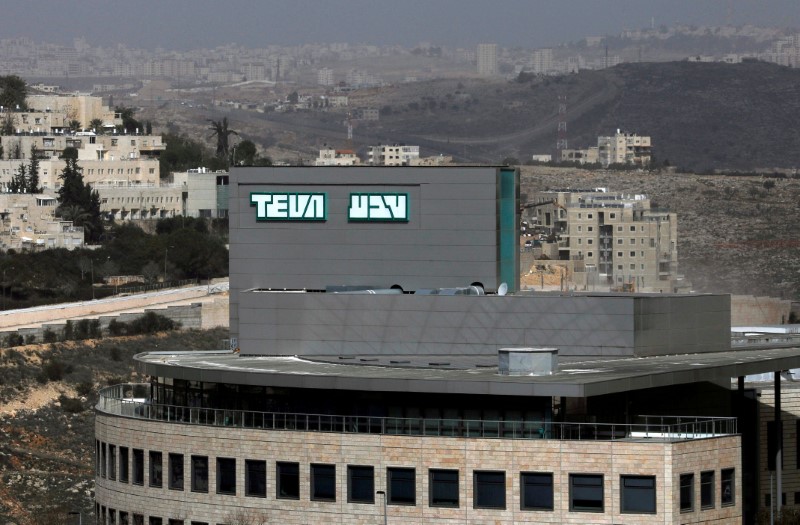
[520,166,800,300]
[221,61,800,171]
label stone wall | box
[96,413,740,524]
[731,295,792,326]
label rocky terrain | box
[520,166,800,299]
[0,329,228,525]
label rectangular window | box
[101,442,107,478]
[149,451,162,488]
[311,464,336,501]
[721,468,734,506]
[132,449,144,485]
[119,447,129,483]
[217,458,236,495]
[245,460,266,498]
[348,465,374,503]
[108,445,117,480]
[277,462,299,499]
[387,467,415,505]
[621,475,656,514]
[191,456,208,493]
[430,469,459,507]
[148,518,161,525]
[168,453,184,491]
[167,520,183,525]
[630,226,636,232]
[630,251,635,257]
[521,472,553,511]
[700,471,715,509]
[119,512,129,525]
[473,471,506,509]
[570,474,603,512]
[96,440,101,476]
[133,515,143,525]
[630,238,635,244]
[680,473,694,512]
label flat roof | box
[136,343,800,398]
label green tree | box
[208,117,237,159]
[89,118,104,133]
[287,91,299,104]
[56,154,103,242]
[27,143,41,193]
[159,132,212,177]
[0,112,15,136]
[9,163,26,193]
[115,106,142,134]
[233,139,257,166]
[0,75,27,110]
[68,119,82,132]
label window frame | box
[347,465,375,504]
[311,463,337,502]
[520,472,554,511]
[721,468,735,507]
[276,461,300,500]
[149,451,163,488]
[700,470,715,509]
[473,470,506,510]
[216,457,236,495]
[119,447,129,483]
[190,455,208,493]
[620,475,656,514]
[569,473,604,512]
[429,469,459,508]
[132,449,144,486]
[168,453,184,491]
[387,467,416,506]
[245,459,267,498]
[680,473,694,512]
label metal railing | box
[97,384,737,442]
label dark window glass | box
[132,515,143,525]
[387,468,415,505]
[149,451,163,488]
[474,471,506,509]
[277,462,299,499]
[430,469,459,507]
[148,518,162,525]
[245,460,266,497]
[168,453,184,491]
[119,512,129,525]
[96,440,101,476]
[168,520,183,525]
[700,471,715,509]
[108,445,117,481]
[680,473,694,511]
[132,449,144,485]
[101,442,107,478]
[311,464,336,501]
[190,522,208,525]
[217,457,236,495]
[108,508,116,525]
[119,447,129,483]
[191,456,208,493]
[767,421,783,471]
[521,472,553,510]
[348,465,374,503]
[721,468,735,506]
[621,475,656,514]
[570,474,604,512]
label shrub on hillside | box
[107,312,178,337]
[58,394,85,413]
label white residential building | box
[367,145,420,166]
[317,67,334,86]
[315,148,361,166]
[597,130,652,167]
[477,43,498,76]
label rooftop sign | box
[250,192,326,221]
[348,193,409,222]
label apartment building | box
[560,147,599,165]
[315,148,361,166]
[367,144,420,166]
[25,94,120,130]
[527,188,685,292]
[597,130,652,167]
[95,165,800,524]
[0,193,83,250]
[477,43,498,75]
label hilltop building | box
[560,147,599,165]
[315,148,361,166]
[95,165,798,524]
[367,145,420,166]
[0,193,83,250]
[477,43,498,75]
[525,188,686,293]
[597,130,652,167]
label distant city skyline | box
[2,0,798,51]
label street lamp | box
[376,490,387,525]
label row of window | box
[95,441,735,514]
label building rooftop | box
[136,342,800,398]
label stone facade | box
[95,413,741,524]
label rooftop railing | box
[97,384,737,442]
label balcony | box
[97,384,737,442]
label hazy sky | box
[2,0,798,50]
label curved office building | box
[96,166,799,524]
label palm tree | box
[208,117,238,159]
[89,118,104,133]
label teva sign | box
[250,192,409,222]
[250,192,326,221]
[348,193,408,222]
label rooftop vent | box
[498,348,558,376]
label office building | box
[477,43,498,76]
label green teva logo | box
[349,193,409,222]
[250,192,326,221]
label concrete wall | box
[731,295,792,326]
[95,412,740,525]
[237,292,730,358]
